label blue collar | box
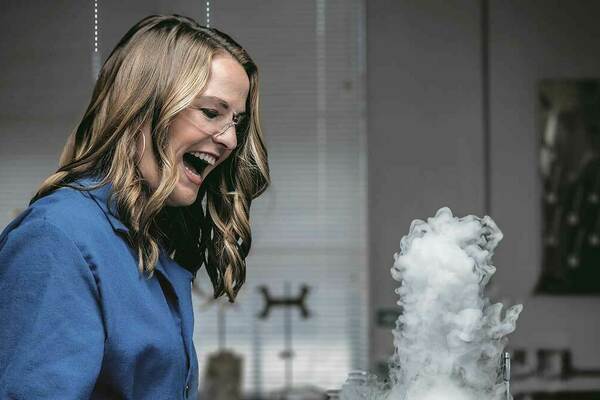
[73,174,199,280]
[73,175,129,234]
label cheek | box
[169,113,203,144]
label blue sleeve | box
[0,218,105,399]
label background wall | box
[490,0,600,369]
[367,0,600,377]
[0,1,90,227]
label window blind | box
[188,0,368,394]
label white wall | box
[490,0,600,368]
[0,1,90,228]
[368,0,600,370]
[367,0,485,366]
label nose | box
[212,123,237,150]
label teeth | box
[189,151,216,166]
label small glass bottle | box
[340,370,368,400]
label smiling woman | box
[0,14,270,400]
[137,53,251,207]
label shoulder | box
[0,206,98,299]
[0,215,86,269]
[0,185,114,253]
[32,185,103,227]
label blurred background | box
[1,1,600,399]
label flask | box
[340,370,368,400]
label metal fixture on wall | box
[258,282,312,389]
[206,0,211,27]
[92,0,101,81]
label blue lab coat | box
[0,175,199,399]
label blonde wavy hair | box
[30,14,270,302]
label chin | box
[166,185,199,207]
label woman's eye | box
[200,108,219,119]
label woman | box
[0,14,269,399]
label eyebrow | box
[199,95,247,116]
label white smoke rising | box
[342,207,522,400]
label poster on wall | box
[537,79,600,294]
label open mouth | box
[183,152,211,177]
